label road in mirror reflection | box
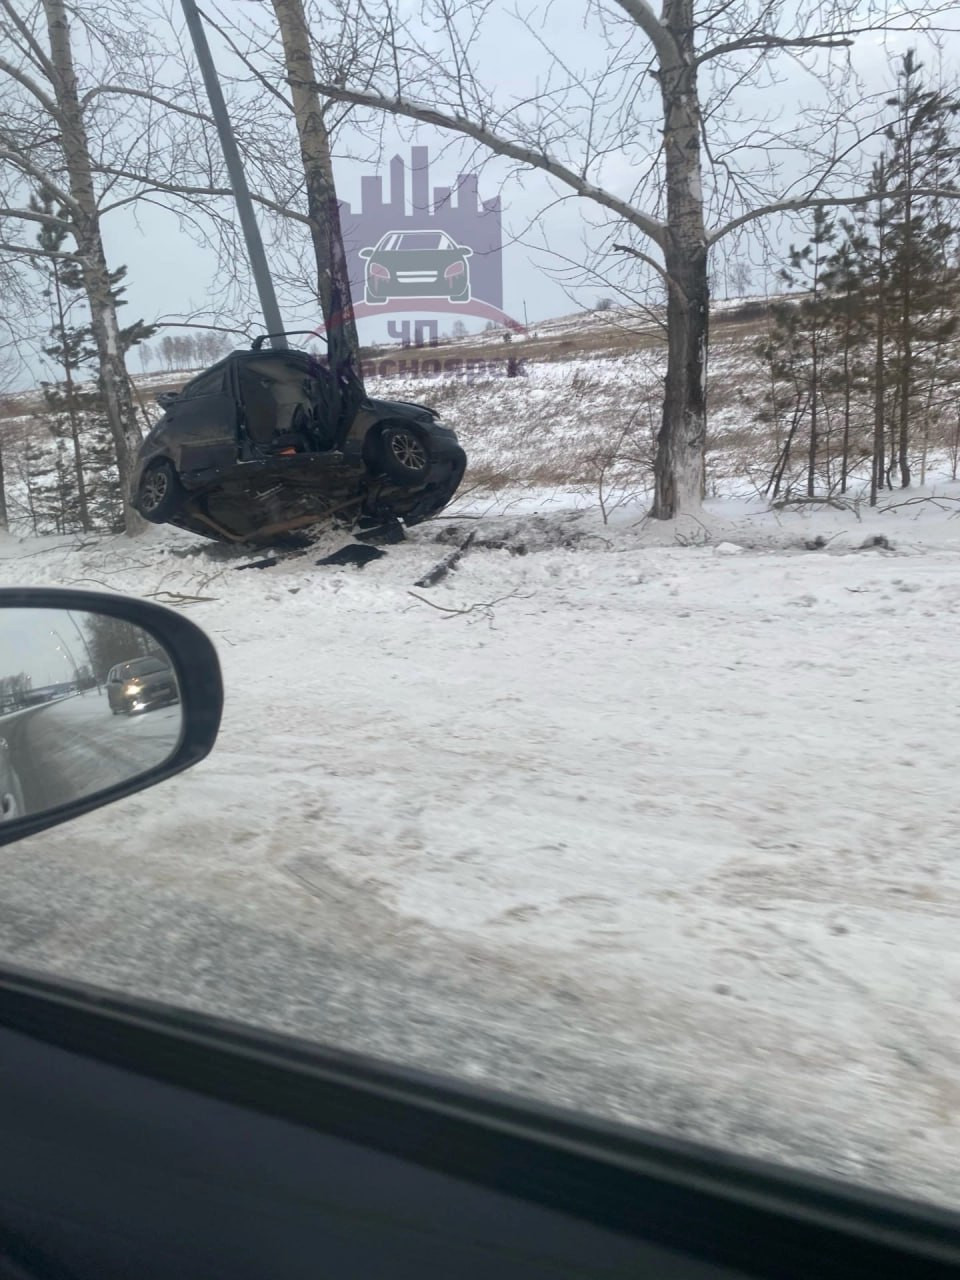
[0,608,182,822]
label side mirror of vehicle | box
[459,247,473,257]
[358,248,372,259]
[0,589,223,848]
[155,391,179,408]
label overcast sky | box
[0,609,97,686]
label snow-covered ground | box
[1,487,960,1208]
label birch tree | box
[306,0,960,518]
[0,0,145,530]
[271,0,361,371]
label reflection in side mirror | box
[0,607,182,825]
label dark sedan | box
[132,343,467,546]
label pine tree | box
[882,51,960,488]
[30,188,156,533]
[32,187,94,530]
[764,208,837,495]
[758,302,810,499]
[821,223,873,493]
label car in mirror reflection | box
[106,656,180,716]
[0,607,188,826]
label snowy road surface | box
[4,693,180,815]
[0,492,959,1208]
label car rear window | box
[380,231,453,251]
[182,367,225,398]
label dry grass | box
[0,303,768,425]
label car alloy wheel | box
[141,468,169,512]
[389,431,426,472]
[137,459,182,523]
[377,424,431,485]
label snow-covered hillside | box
[1,488,960,1209]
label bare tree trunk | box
[22,456,39,537]
[43,0,143,534]
[769,396,806,499]
[0,438,7,531]
[871,309,885,506]
[651,0,707,519]
[887,376,898,490]
[807,331,819,497]
[870,186,887,508]
[897,335,912,487]
[897,183,913,489]
[840,306,852,494]
[271,0,362,377]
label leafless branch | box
[310,78,666,247]
[0,239,81,262]
[711,187,960,243]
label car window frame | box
[395,231,449,251]
[2,961,960,1279]
[179,362,228,400]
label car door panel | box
[0,1024,721,1280]
[1,969,959,1280]
[163,393,239,479]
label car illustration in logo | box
[359,230,473,305]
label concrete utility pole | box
[180,0,288,349]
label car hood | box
[365,397,438,423]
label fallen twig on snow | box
[878,494,960,516]
[414,531,476,587]
[771,495,861,520]
[407,584,532,627]
[141,590,219,606]
[0,539,99,561]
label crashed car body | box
[132,346,467,544]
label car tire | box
[137,458,183,523]
[376,425,431,485]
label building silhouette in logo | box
[339,147,505,314]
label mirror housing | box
[0,589,223,847]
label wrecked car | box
[132,340,467,545]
